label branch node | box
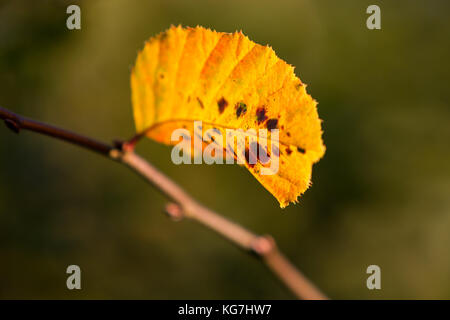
[109,149,122,160]
[251,235,276,257]
[164,202,184,221]
[113,139,137,156]
[4,119,21,134]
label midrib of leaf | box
[140,118,298,149]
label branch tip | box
[4,119,21,134]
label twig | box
[0,105,328,300]
[0,107,112,156]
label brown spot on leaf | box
[256,107,268,124]
[196,97,204,109]
[218,97,228,113]
[266,118,278,130]
[286,132,291,137]
[235,102,247,118]
[286,148,292,155]
[243,148,255,168]
[297,146,306,154]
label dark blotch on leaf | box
[244,147,256,168]
[197,97,204,109]
[236,102,247,118]
[218,97,228,114]
[266,118,278,130]
[286,148,292,155]
[256,107,268,124]
[297,146,306,154]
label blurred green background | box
[0,0,449,299]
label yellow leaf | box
[131,25,325,208]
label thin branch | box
[0,105,328,300]
[0,107,113,156]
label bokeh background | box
[1,0,449,299]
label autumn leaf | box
[131,25,325,208]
